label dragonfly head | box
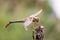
[33,17,40,22]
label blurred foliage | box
[0,0,60,40]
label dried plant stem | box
[32,25,44,40]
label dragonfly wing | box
[24,17,33,30]
[23,9,43,31]
[30,9,43,17]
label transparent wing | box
[24,17,33,30]
[23,9,43,31]
[30,9,43,17]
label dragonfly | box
[5,9,43,31]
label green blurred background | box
[0,0,60,40]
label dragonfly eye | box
[33,18,39,22]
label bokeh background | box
[0,0,60,40]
